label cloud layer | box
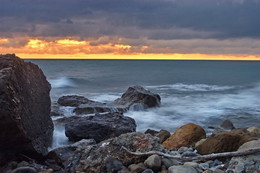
[1,0,260,55]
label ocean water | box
[28,59,260,146]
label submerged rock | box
[112,86,161,110]
[65,112,136,142]
[66,132,163,173]
[0,54,53,163]
[163,123,206,150]
[196,128,258,154]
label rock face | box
[0,54,53,159]
[112,86,161,110]
[163,123,206,150]
[66,132,163,173]
[196,129,257,154]
[227,139,260,173]
[65,112,136,142]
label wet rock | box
[196,129,257,154]
[0,54,53,164]
[65,132,163,173]
[220,120,235,130]
[227,139,260,173]
[163,123,206,150]
[128,163,146,173]
[105,157,124,173]
[168,165,198,173]
[57,95,90,107]
[112,86,161,110]
[144,154,161,171]
[65,112,136,142]
[47,139,96,167]
[156,130,171,143]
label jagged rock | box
[65,112,136,142]
[227,139,260,173]
[168,165,198,173]
[0,54,53,164]
[65,132,163,173]
[47,139,96,167]
[163,123,206,150]
[196,128,258,154]
[112,86,161,110]
[145,129,171,143]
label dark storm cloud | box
[1,0,260,39]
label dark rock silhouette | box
[65,112,136,142]
[0,54,54,164]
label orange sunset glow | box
[1,38,260,60]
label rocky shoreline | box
[0,54,259,173]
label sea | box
[27,59,260,147]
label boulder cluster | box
[0,54,259,173]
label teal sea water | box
[28,59,260,134]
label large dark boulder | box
[65,112,136,142]
[65,132,163,173]
[0,54,53,162]
[112,86,161,110]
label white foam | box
[49,77,75,88]
[146,83,235,92]
[50,125,69,149]
[89,93,121,103]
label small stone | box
[162,158,179,168]
[203,170,213,173]
[128,163,146,173]
[220,119,235,130]
[213,168,225,173]
[39,169,54,173]
[12,166,38,173]
[144,154,161,171]
[142,169,154,173]
[178,146,190,153]
[105,157,124,173]
[118,167,131,173]
[199,163,209,170]
[184,162,199,168]
[168,165,197,173]
[160,165,167,173]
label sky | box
[1,0,260,60]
